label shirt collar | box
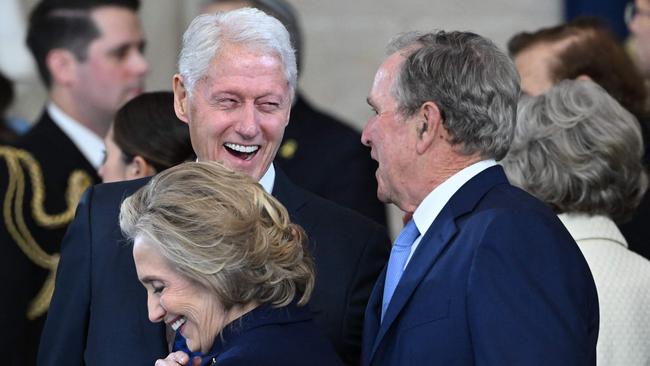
[47,102,105,169]
[413,159,496,236]
[258,163,275,194]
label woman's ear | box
[126,155,157,180]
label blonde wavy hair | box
[119,161,314,308]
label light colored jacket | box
[559,213,650,366]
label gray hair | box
[201,0,303,74]
[387,31,520,160]
[501,80,648,222]
[178,7,297,98]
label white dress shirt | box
[259,163,275,194]
[47,103,104,169]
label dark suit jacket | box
[39,168,389,366]
[362,166,599,366]
[276,94,387,226]
[174,302,344,366]
[0,111,99,365]
[619,117,650,260]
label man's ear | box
[46,49,77,86]
[126,155,157,180]
[415,101,442,155]
[173,74,190,124]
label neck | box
[401,152,483,213]
[49,87,111,138]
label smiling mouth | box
[224,143,260,161]
[171,316,187,331]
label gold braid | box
[1,146,92,319]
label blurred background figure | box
[201,0,387,227]
[0,71,20,143]
[120,161,343,365]
[508,17,650,260]
[0,0,147,364]
[99,91,194,183]
[502,80,650,366]
[627,0,650,77]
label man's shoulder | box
[87,177,151,209]
[277,175,385,233]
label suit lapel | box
[362,267,386,365]
[366,166,509,364]
[271,166,309,218]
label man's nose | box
[130,49,149,78]
[235,103,260,139]
[361,118,373,147]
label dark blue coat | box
[362,166,599,366]
[174,302,343,366]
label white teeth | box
[171,317,186,331]
[224,143,259,153]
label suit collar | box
[271,165,309,215]
[558,213,628,248]
[47,103,104,169]
[364,165,509,364]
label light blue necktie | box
[381,219,420,322]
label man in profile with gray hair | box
[360,30,599,365]
[39,8,388,365]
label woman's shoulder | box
[215,305,343,365]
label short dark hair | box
[0,71,13,114]
[112,91,194,173]
[508,16,647,118]
[26,0,140,88]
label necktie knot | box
[393,219,419,249]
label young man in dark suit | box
[39,8,389,366]
[0,1,147,364]
[360,31,599,365]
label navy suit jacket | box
[175,302,344,366]
[38,168,389,366]
[362,166,599,366]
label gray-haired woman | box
[502,79,650,366]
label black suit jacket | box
[619,117,650,259]
[276,94,387,226]
[0,111,99,365]
[38,168,389,366]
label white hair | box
[178,7,297,98]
